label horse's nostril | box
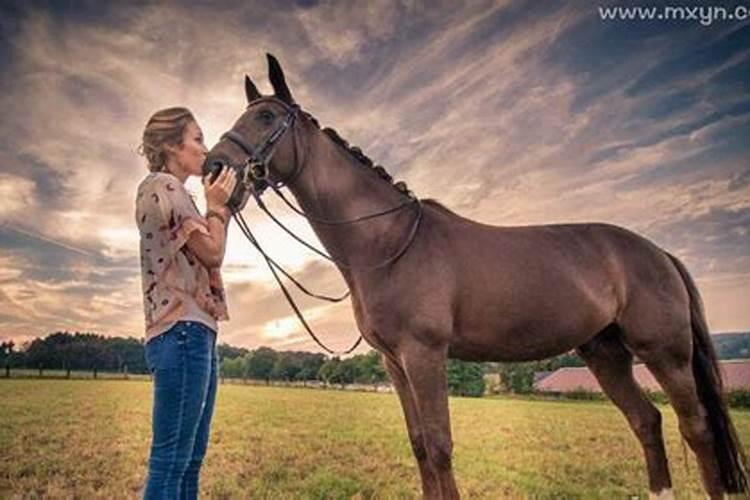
[203,157,226,182]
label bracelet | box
[205,210,227,225]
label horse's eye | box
[259,110,274,122]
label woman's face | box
[169,120,208,179]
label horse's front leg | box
[398,339,460,500]
[383,354,441,499]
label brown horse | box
[207,54,748,499]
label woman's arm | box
[185,206,230,269]
[185,166,236,269]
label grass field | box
[2,380,749,499]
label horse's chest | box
[352,287,450,346]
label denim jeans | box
[144,321,218,500]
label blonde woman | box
[136,107,237,499]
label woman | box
[136,107,237,499]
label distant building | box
[534,359,750,393]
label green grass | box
[4,368,150,381]
[2,380,749,498]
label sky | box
[0,0,748,353]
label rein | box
[233,211,362,355]
[257,185,423,271]
[220,99,422,355]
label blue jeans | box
[144,321,218,500]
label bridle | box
[218,97,425,267]
[219,98,303,195]
[216,97,423,355]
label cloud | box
[292,0,402,65]
[1,1,749,349]
[0,173,36,219]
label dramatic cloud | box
[0,1,748,351]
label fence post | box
[5,364,9,378]
[93,367,98,379]
[38,364,43,377]
[66,366,71,379]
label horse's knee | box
[679,413,713,447]
[632,407,663,446]
[410,434,428,462]
[427,437,453,471]
[673,408,716,453]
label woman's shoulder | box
[137,172,186,196]
[139,171,181,187]
[136,172,201,220]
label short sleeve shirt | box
[135,172,229,343]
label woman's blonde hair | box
[138,107,195,172]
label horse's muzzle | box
[201,153,254,213]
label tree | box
[318,357,342,385]
[218,343,250,360]
[446,359,485,397]
[714,333,750,359]
[297,352,326,381]
[221,357,244,378]
[352,351,387,384]
[336,358,359,385]
[245,347,277,382]
[498,362,536,394]
[1,341,14,364]
[271,353,302,381]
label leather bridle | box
[215,97,423,355]
[218,98,303,196]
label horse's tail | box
[666,252,749,493]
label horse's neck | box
[287,132,413,270]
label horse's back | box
[421,202,675,297]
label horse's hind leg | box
[576,325,673,498]
[641,342,726,498]
[382,354,440,499]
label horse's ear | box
[266,53,294,104]
[245,75,261,104]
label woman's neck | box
[163,162,189,184]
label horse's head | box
[204,54,303,212]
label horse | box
[206,54,748,499]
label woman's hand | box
[203,166,238,214]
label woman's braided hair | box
[138,107,195,172]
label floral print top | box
[135,172,229,343]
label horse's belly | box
[448,327,589,362]
[449,286,615,362]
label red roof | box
[535,360,750,393]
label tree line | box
[0,332,487,396]
[219,348,387,385]
[2,333,148,373]
[4,331,746,396]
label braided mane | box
[302,111,411,195]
